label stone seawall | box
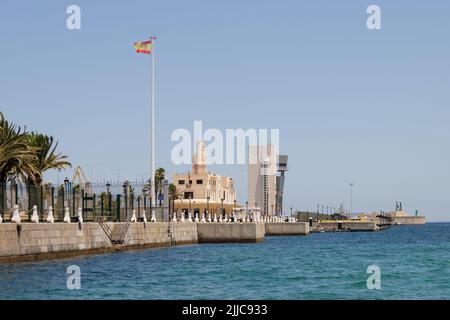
[120,222,198,248]
[392,216,426,225]
[316,221,378,232]
[1,221,316,263]
[197,222,265,243]
[265,222,310,236]
[0,223,112,263]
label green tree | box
[169,183,183,214]
[0,113,38,183]
[154,167,165,205]
[26,132,71,185]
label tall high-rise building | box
[247,145,277,217]
[275,155,288,216]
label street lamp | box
[245,201,248,220]
[350,183,354,220]
[106,181,111,217]
[123,181,129,220]
[64,177,70,207]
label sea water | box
[0,223,449,300]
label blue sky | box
[1,1,449,221]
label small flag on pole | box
[133,40,153,54]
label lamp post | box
[64,177,70,208]
[350,183,354,220]
[234,199,237,221]
[106,181,111,218]
[123,181,128,221]
[245,201,248,221]
[189,195,192,214]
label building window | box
[196,179,203,185]
[178,180,185,185]
[184,192,194,200]
[189,180,193,185]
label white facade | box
[248,145,277,217]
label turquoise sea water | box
[0,223,449,300]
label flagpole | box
[151,35,156,213]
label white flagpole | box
[151,36,156,210]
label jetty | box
[0,220,312,263]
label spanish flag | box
[133,40,152,54]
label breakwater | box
[313,221,380,232]
[0,221,310,263]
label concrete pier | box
[391,216,426,225]
[265,222,309,236]
[0,223,112,263]
[0,219,388,263]
[197,222,265,243]
[313,221,379,232]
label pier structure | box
[0,219,311,263]
[387,202,426,225]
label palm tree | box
[169,183,183,214]
[26,132,71,185]
[0,113,38,183]
[0,113,38,213]
[154,167,165,206]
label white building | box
[247,145,277,217]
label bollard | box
[64,207,71,223]
[77,207,83,224]
[31,205,39,223]
[46,206,55,223]
[130,210,137,223]
[142,210,148,223]
[11,205,21,223]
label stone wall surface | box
[265,222,310,235]
[0,223,111,262]
[317,221,377,232]
[120,222,198,247]
[0,220,359,263]
[392,216,426,225]
[197,222,265,243]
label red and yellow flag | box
[133,40,152,54]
